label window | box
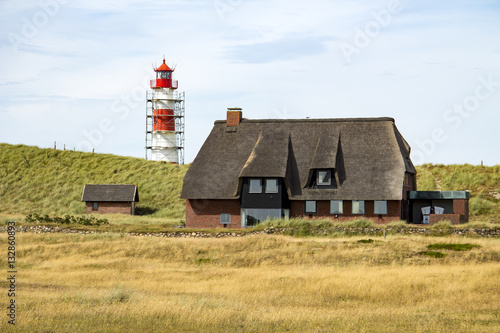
[92,202,98,211]
[317,170,332,185]
[374,201,388,215]
[220,213,231,224]
[249,179,262,193]
[352,200,365,214]
[265,179,278,193]
[330,200,343,214]
[243,209,282,227]
[305,201,317,213]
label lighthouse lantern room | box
[146,58,185,164]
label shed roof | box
[181,117,415,201]
[81,184,139,202]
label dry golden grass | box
[0,233,499,332]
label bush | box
[430,221,453,230]
[385,221,408,228]
[427,243,480,251]
[25,213,108,226]
[421,251,446,258]
[357,239,374,243]
[470,197,495,215]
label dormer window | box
[265,179,278,193]
[249,179,262,193]
[317,170,332,186]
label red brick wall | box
[453,199,469,222]
[226,110,242,127]
[429,214,465,225]
[186,199,241,228]
[290,200,402,224]
[85,201,133,215]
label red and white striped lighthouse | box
[146,58,185,163]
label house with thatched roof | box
[181,109,417,228]
[82,184,139,215]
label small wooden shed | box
[81,184,139,215]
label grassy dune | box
[0,233,499,332]
[0,143,188,218]
[417,164,500,221]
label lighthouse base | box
[151,132,178,163]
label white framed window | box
[305,201,317,213]
[317,170,332,185]
[220,213,231,224]
[92,202,98,211]
[330,200,343,214]
[374,201,388,215]
[249,179,262,193]
[265,179,278,193]
[352,200,365,214]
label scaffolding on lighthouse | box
[145,58,185,164]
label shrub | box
[25,213,108,226]
[430,221,453,230]
[427,243,480,251]
[469,197,495,215]
[357,239,374,243]
[385,221,408,228]
[421,251,446,258]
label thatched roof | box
[81,184,139,202]
[181,117,415,201]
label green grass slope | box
[0,143,498,221]
[416,164,500,219]
[0,143,188,218]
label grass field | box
[1,232,499,332]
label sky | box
[1,0,499,165]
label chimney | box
[226,108,242,127]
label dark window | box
[317,170,332,185]
[352,201,365,214]
[220,213,231,224]
[265,179,278,193]
[305,201,317,213]
[92,202,98,211]
[249,179,262,193]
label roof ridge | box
[214,117,395,124]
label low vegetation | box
[25,213,109,226]
[427,243,481,251]
[421,250,446,258]
[0,233,498,332]
[0,143,188,218]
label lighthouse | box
[146,58,185,164]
